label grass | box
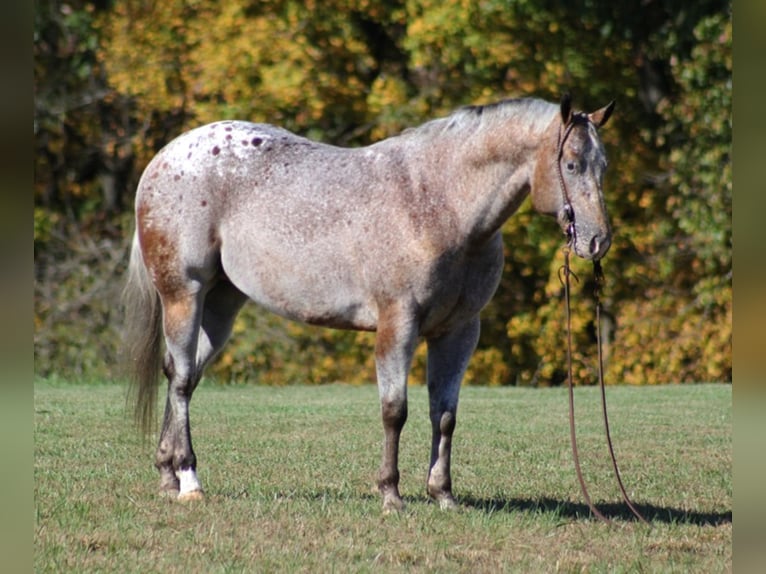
[34,381,731,572]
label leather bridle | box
[556,115,580,248]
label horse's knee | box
[381,397,407,431]
[438,410,456,436]
[429,409,456,448]
[164,365,200,398]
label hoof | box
[382,498,405,515]
[178,489,205,502]
[380,487,405,514]
[159,488,180,499]
[428,486,458,510]
[437,495,458,510]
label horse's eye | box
[566,161,576,173]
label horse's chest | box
[420,239,504,336]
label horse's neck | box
[414,106,557,245]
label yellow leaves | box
[638,193,653,209]
[464,348,510,386]
[87,1,732,388]
[99,1,190,106]
[218,351,234,368]
[368,75,409,113]
[367,75,410,139]
[501,239,727,386]
[541,61,566,86]
[99,0,377,144]
[232,316,247,335]
[605,287,731,385]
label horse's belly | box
[222,249,377,331]
[261,287,377,332]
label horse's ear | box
[589,100,615,128]
[560,93,573,125]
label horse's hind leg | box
[156,279,247,500]
[425,316,480,509]
[155,289,206,500]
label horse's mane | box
[400,98,557,140]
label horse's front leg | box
[155,294,204,501]
[374,303,419,513]
[425,316,480,509]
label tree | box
[34,0,731,385]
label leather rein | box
[556,117,648,525]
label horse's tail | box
[122,231,163,435]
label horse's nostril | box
[589,234,611,259]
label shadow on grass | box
[240,489,730,527]
[458,495,731,526]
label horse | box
[123,94,615,512]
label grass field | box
[34,381,731,572]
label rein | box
[556,112,648,525]
[559,249,649,525]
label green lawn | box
[35,381,731,572]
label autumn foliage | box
[34,0,731,385]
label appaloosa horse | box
[123,95,614,511]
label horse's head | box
[532,95,615,261]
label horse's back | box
[137,120,325,199]
[134,121,381,324]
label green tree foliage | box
[34,1,731,385]
[608,13,732,384]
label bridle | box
[556,115,649,526]
[556,115,580,248]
